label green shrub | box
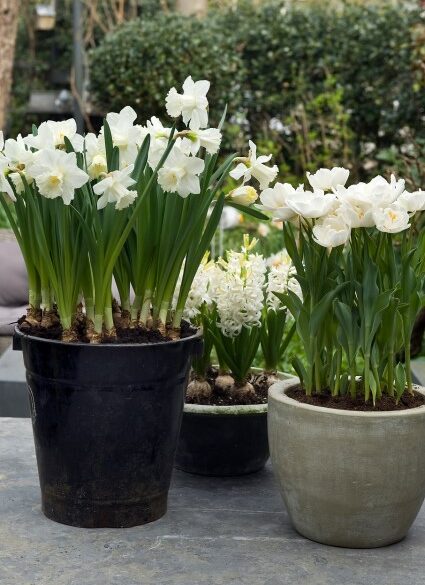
[89,13,245,126]
[89,1,425,180]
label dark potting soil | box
[287,385,425,411]
[17,314,196,345]
[185,367,271,406]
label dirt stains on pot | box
[287,384,425,411]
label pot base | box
[42,491,168,529]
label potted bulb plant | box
[0,77,262,528]
[261,168,425,547]
[175,236,296,476]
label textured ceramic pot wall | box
[268,378,425,548]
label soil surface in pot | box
[185,367,275,406]
[287,384,425,411]
[17,312,196,344]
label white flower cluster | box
[213,247,267,337]
[0,76,225,208]
[266,250,302,311]
[260,167,425,248]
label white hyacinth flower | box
[266,250,301,311]
[165,76,210,130]
[103,106,145,167]
[372,204,411,234]
[307,167,350,192]
[212,246,267,337]
[29,149,88,205]
[228,185,258,206]
[157,144,204,198]
[93,165,136,211]
[230,141,278,190]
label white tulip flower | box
[397,190,425,213]
[29,149,88,205]
[307,167,350,192]
[372,204,411,234]
[260,182,303,221]
[165,76,210,130]
[0,130,4,151]
[286,189,338,219]
[228,185,258,206]
[157,144,204,198]
[26,119,84,151]
[312,213,351,248]
[230,141,278,190]
[104,106,145,166]
[335,184,376,228]
[367,174,405,207]
[93,165,136,211]
[181,127,222,156]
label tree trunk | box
[0,0,20,130]
[175,0,207,16]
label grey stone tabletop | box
[0,418,424,585]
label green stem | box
[387,351,395,397]
[131,294,143,323]
[364,354,371,403]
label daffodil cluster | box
[0,77,267,342]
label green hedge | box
[87,2,425,178]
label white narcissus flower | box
[260,182,303,221]
[307,167,350,192]
[0,155,15,201]
[372,204,411,234]
[157,144,204,198]
[29,149,88,205]
[312,213,351,248]
[230,141,278,190]
[85,133,107,179]
[144,117,172,169]
[4,134,35,181]
[397,190,425,213]
[228,185,258,206]
[104,106,145,167]
[165,76,210,130]
[181,127,222,156]
[25,119,84,151]
[93,166,136,211]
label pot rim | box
[14,324,202,349]
[269,377,425,419]
[184,371,296,416]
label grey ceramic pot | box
[268,378,425,548]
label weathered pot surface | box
[268,378,425,548]
[175,370,295,476]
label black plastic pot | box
[14,327,202,528]
[175,403,269,476]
